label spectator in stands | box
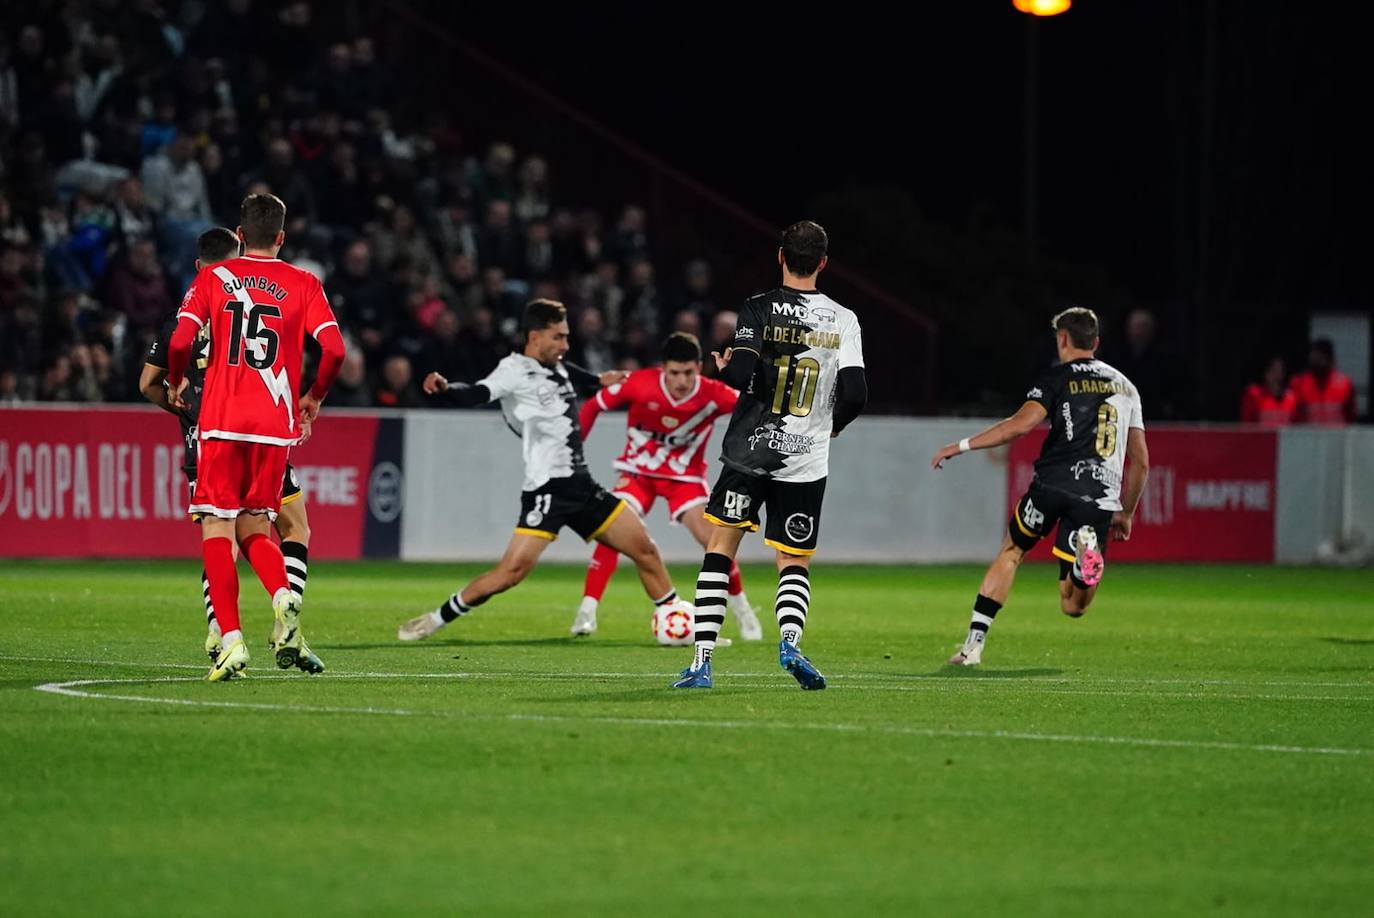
[372,204,440,280]
[103,238,172,335]
[141,132,212,287]
[1111,308,1184,420]
[514,155,550,224]
[1293,339,1357,426]
[572,307,615,375]
[456,306,509,382]
[673,258,717,325]
[522,220,554,279]
[328,346,373,408]
[479,199,521,275]
[672,308,702,338]
[580,259,624,335]
[1240,356,1299,426]
[0,369,23,404]
[375,354,420,408]
[609,204,650,266]
[623,257,661,337]
[112,178,157,252]
[442,252,483,316]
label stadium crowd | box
[0,0,742,411]
[0,2,1361,423]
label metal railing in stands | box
[380,1,938,412]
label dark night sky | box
[432,1,1367,309]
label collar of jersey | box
[780,285,818,295]
[659,370,701,408]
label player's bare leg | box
[268,498,322,672]
[201,516,249,681]
[950,534,1027,666]
[682,509,760,640]
[594,509,679,606]
[1059,526,1103,617]
[398,533,552,641]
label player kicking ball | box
[931,307,1150,666]
[397,299,693,643]
[142,227,321,674]
[166,194,346,682]
[673,221,868,689]
[573,331,761,642]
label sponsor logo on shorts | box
[525,492,553,528]
[1021,497,1045,532]
[784,512,814,542]
[723,490,751,519]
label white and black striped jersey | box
[1026,358,1144,511]
[480,354,589,491]
[718,287,864,483]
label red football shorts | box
[191,438,289,519]
[613,473,709,522]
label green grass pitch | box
[1,559,1371,917]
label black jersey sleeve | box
[731,296,767,357]
[145,319,175,369]
[1024,366,1060,413]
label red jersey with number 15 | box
[580,368,739,484]
[176,254,338,445]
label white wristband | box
[958,437,972,453]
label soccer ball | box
[652,602,693,646]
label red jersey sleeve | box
[304,275,339,340]
[167,271,215,385]
[593,371,640,412]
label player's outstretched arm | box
[423,371,493,408]
[563,362,627,397]
[931,401,1048,469]
[1111,428,1150,541]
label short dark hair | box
[781,221,828,276]
[239,193,286,248]
[661,331,702,363]
[1051,307,1099,350]
[1310,338,1334,360]
[197,227,240,263]
[523,298,567,337]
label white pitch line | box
[5,654,1372,701]
[32,675,1374,759]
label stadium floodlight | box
[1013,0,1071,15]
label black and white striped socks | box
[202,569,216,629]
[690,552,732,669]
[776,565,811,646]
[283,541,309,604]
[436,591,488,624]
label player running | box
[931,307,1150,666]
[673,220,868,690]
[166,193,346,682]
[396,299,693,642]
[141,227,320,673]
[573,331,761,640]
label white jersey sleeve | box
[479,356,528,401]
[838,311,865,370]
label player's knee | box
[496,561,533,590]
[1060,597,1090,617]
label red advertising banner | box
[0,407,398,559]
[1007,427,1277,562]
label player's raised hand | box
[298,392,322,426]
[423,371,450,394]
[931,442,961,470]
[168,377,190,410]
[711,347,734,371]
[598,370,629,387]
[1110,511,1134,542]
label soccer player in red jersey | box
[166,193,346,681]
[574,332,761,640]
